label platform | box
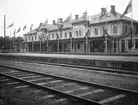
[0,53,138,70]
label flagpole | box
[4,15,6,50]
[105,5,108,53]
[131,0,133,52]
[47,33,49,52]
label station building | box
[21,5,138,54]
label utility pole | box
[4,15,6,50]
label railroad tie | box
[65,87,90,94]
[28,77,52,82]
[38,80,62,85]
[19,75,40,79]
[61,83,76,87]
[48,80,63,83]
[53,98,68,103]
[14,85,29,89]
[99,94,125,104]
[41,95,55,100]
[6,82,20,85]
[77,89,104,97]
[1,79,10,81]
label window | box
[77,43,80,49]
[52,34,54,39]
[65,32,67,38]
[135,39,138,49]
[76,31,78,36]
[69,32,72,38]
[48,34,50,39]
[60,32,62,38]
[79,30,81,36]
[135,25,138,34]
[32,37,34,41]
[102,27,105,34]
[113,26,117,33]
[95,28,98,35]
[29,37,30,41]
[125,26,127,33]
[87,29,90,36]
[128,39,132,49]
[35,36,37,40]
[56,33,59,39]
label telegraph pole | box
[4,15,6,50]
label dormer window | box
[113,26,117,33]
[95,28,98,35]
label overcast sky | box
[0,0,138,37]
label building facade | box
[21,5,138,54]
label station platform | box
[0,52,138,70]
[1,52,138,62]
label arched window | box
[95,28,98,35]
[113,26,117,33]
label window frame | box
[94,28,98,35]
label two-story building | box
[21,5,138,54]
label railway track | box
[0,65,138,105]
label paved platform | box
[0,53,138,62]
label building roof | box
[89,12,138,24]
[25,29,37,35]
[24,10,138,35]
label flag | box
[13,29,16,35]
[7,22,14,28]
[64,13,72,23]
[57,17,60,24]
[45,19,48,24]
[16,27,21,33]
[99,8,107,19]
[30,24,33,31]
[80,9,87,19]
[23,25,27,31]
[121,0,132,18]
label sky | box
[0,0,138,37]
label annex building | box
[21,5,138,54]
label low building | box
[22,5,138,54]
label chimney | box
[101,8,106,15]
[110,5,116,15]
[53,20,56,25]
[40,22,43,26]
[59,18,63,23]
[75,14,79,20]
